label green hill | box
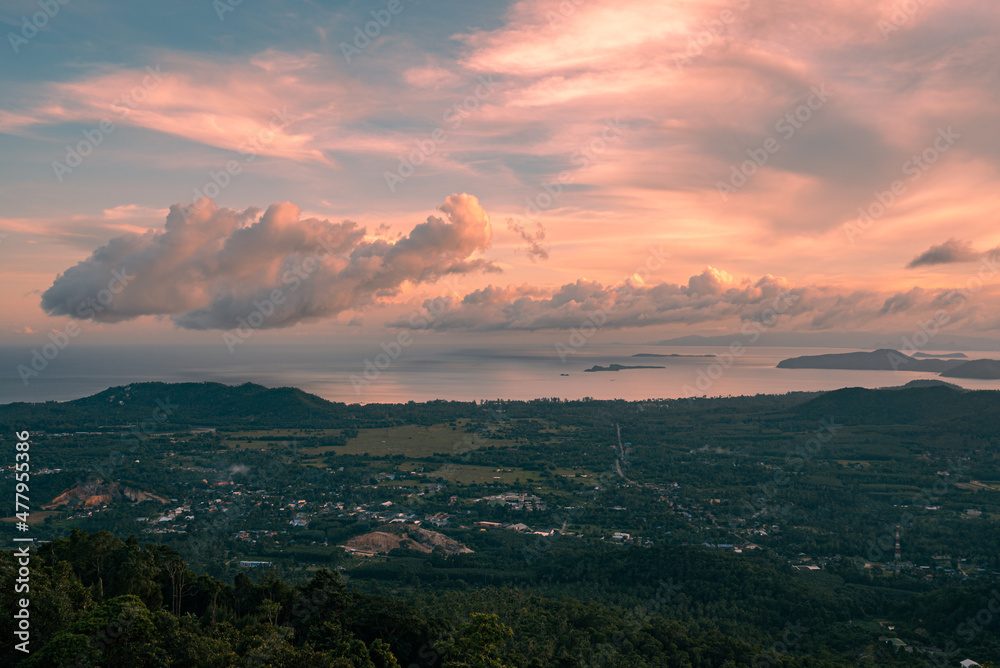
[0,381,351,431]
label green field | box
[428,463,544,484]
[220,428,343,449]
[335,421,517,457]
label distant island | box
[632,353,716,358]
[940,358,1000,379]
[777,349,1000,380]
[584,364,665,372]
[912,352,968,359]
[776,349,964,372]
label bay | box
[3,343,998,405]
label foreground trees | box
[0,530,885,667]
[1,531,420,667]
[5,530,971,666]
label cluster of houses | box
[877,634,984,666]
[135,502,196,534]
[233,529,278,543]
[473,521,558,536]
[476,492,547,511]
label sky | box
[2,0,1000,354]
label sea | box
[2,343,999,405]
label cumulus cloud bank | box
[41,193,496,330]
[389,267,997,333]
[388,269,808,331]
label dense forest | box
[6,529,999,667]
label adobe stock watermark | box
[222,236,344,352]
[673,0,752,70]
[74,394,181,487]
[7,0,70,54]
[64,607,138,668]
[51,66,164,182]
[350,330,416,395]
[717,85,831,201]
[17,267,135,385]
[877,0,930,39]
[340,0,414,63]
[213,0,242,21]
[384,76,498,192]
[521,459,625,566]
[120,397,179,449]
[924,589,1000,667]
[680,292,798,400]
[525,117,626,220]
[544,0,583,27]
[844,126,960,243]
[883,250,1000,364]
[587,579,687,666]
[731,417,840,529]
[555,245,669,361]
[430,401,511,495]
[864,458,967,564]
[350,275,464,393]
[751,621,809,667]
[185,107,294,217]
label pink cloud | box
[40,194,499,331]
[0,51,414,165]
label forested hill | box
[0,382,350,430]
[791,384,1000,426]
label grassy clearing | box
[220,428,342,449]
[552,467,602,478]
[957,481,1000,492]
[337,423,516,457]
[378,479,421,488]
[425,464,544,485]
